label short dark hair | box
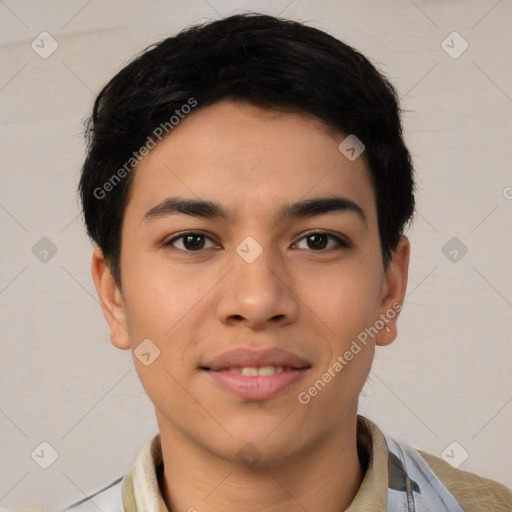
[79,13,415,286]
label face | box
[93,99,409,466]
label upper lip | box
[201,348,312,371]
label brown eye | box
[182,234,205,250]
[306,233,328,249]
[165,232,217,251]
[294,232,349,251]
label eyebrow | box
[142,196,367,226]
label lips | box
[201,347,311,372]
[201,348,312,400]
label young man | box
[68,13,511,512]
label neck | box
[156,414,364,512]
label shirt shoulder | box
[417,449,512,512]
[361,415,512,512]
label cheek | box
[121,251,211,340]
[299,259,382,334]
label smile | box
[203,366,310,400]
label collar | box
[121,415,389,512]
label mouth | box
[200,348,312,400]
[204,365,302,375]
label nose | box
[215,243,300,330]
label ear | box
[91,246,131,350]
[375,236,410,347]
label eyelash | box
[163,230,350,253]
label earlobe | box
[376,236,410,347]
[91,246,131,350]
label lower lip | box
[205,368,310,400]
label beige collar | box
[122,415,388,512]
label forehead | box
[124,99,377,227]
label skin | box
[92,99,410,512]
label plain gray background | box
[0,0,511,510]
